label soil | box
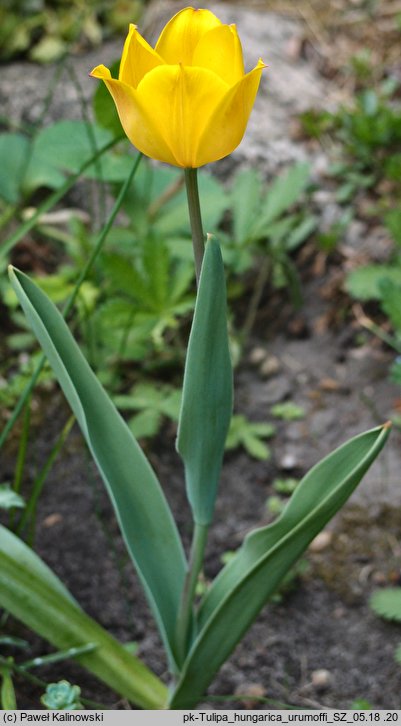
[2,0,401,712]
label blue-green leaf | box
[176,238,233,525]
[8,266,186,669]
[170,423,390,708]
[0,526,166,708]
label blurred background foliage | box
[0,0,145,63]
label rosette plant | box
[1,6,390,710]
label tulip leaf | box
[0,526,167,709]
[170,423,390,708]
[176,238,233,525]
[0,525,76,603]
[8,266,186,669]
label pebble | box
[311,668,332,690]
[260,355,281,378]
[42,512,63,528]
[234,682,266,708]
[249,347,267,366]
[309,530,333,552]
[279,452,299,470]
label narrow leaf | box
[230,168,263,245]
[8,266,186,668]
[0,665,16,710]
[252,162,311,236]
[176,238,233,525]
[170,424,390,708]
[0,526,166,709]
[0,525,76,603]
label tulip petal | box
[194,59,266,168]
[119,23,165,89]
[137,64,228,168]
[193,24,244,86]
[155,7,221,65]
[90,64,112,80]
[91,71,180,166]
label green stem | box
[175,522,208,666]
[16,415,75,542]
[184,168,205,285]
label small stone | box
[311,669,332,690]
[249,347,267,366]
[260,355,281,378]
[309,531,333,552]
[234,682,266,708]
[280,452,299,470]
[42,513,63,528]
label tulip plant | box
[1,7,390,710]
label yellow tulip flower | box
[90,7,265,168]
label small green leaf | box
[271,402,305,421]
[30,36,67,64]
[0,133,30,203]
[225,416,275,459]
[346,265,401,301]
[0,484,25,510]
[129,409,162,439]
[272,478,299,495]
[177,238,233,526]
[230,168,263,245]
[379,279,401,331]
[41,681,83,710]
[370,588,401,622]
[265,495,285,516]
[251,162,311,237]
[385,209,401,246]
[351,699,374,710]
[23,121,124,193]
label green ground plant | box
[345,209,401,408]
[370,588,401,666]
[300,80,401,203]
